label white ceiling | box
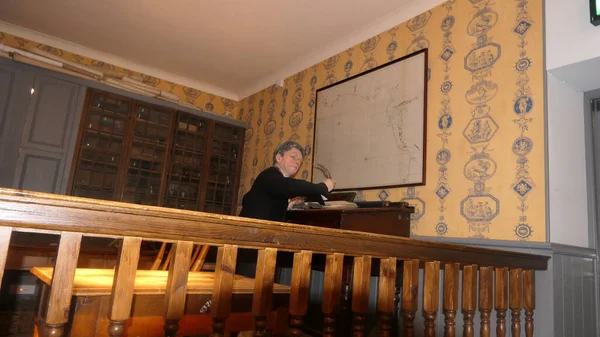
[0,0,444,100]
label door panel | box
[13,73,84,194]
[21,75,80,153]
[14,150,61,193]
[0,64,35,188]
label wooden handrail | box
[0,188,548,270]
[0,188,549,337]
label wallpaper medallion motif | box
[238,0,546,241]
[511,0,536,240]
[435,0,457,236]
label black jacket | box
[239,167,329,221]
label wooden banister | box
[351,255,372,337]
[252,248,278,337]
[401,259,419,337]
[107,236,141,336]
[479,266,493,337]
[443,263,460,337]
[0,189,547,269]
[43,232,82,337]
[496,267,509,337]
[0,188,550,337]
[423,261,440,337]
[322,253,344,337]
[164,240,194,337]
[289,250,312,337]
[211,245,238,337]
[377,257,396,337]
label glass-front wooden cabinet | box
[68,88,244,215]
[165,113,208,210]
[71,91,129,201]
[204,123,243,215]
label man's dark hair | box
[272,141,304,165]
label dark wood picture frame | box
[311,48,428,191]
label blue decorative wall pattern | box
[238,0,546,241]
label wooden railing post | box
[443,263,460,337]
[289,250,312,337]
[523,269,535,337]
[462,264,477,337]
[509,268,523,337]
[163,241,194,337]
[423,261,440,337]
[378,257,397,337]
[401,259,419,337]
[211,244,238,337]
[479,266,493,337]
[107,236,142,337]
[322,253,344,337]
[43,232,82,337]
[495,267,509,337]
[352,255,372,337]
[0,226,12,288]
[252,248,278,337]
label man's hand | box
[288,197,305,209]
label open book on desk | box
[323,200,358,209]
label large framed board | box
[312,49,428,190]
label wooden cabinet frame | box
[67,88,245,215]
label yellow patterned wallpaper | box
[238,0,546,241]
[0,31,239,119]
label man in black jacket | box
[239,141,335,221]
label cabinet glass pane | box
[165,112,208,210]
[202,122,242,215]
[71,91,129,201]
[123,105,171,206]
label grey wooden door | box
[0,64,35,188]
[11,73,85,194]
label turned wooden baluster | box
[252,248,278,337]
[401,259,419,337]
[509,269,523,337]
[378,257,397,337]
[352,255,372,337]
[211,245,238,337]
[43,232,82,337]
[0,226,12,288]
[462,264,477,337]
[523,270,535,337]
[163,241,194,337]
[322,253,344,337]
[479,266,493,337]
[289,250,312,337]
[423,261,440,337]
[495,267,509,337]
[107,237,142,337]
[443,263,460,337]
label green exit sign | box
[592,0,600,26]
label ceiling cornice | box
[0,21,239,100]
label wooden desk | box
[32,267,290,337]
[286,206,413,237]
[286,206,413,337]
